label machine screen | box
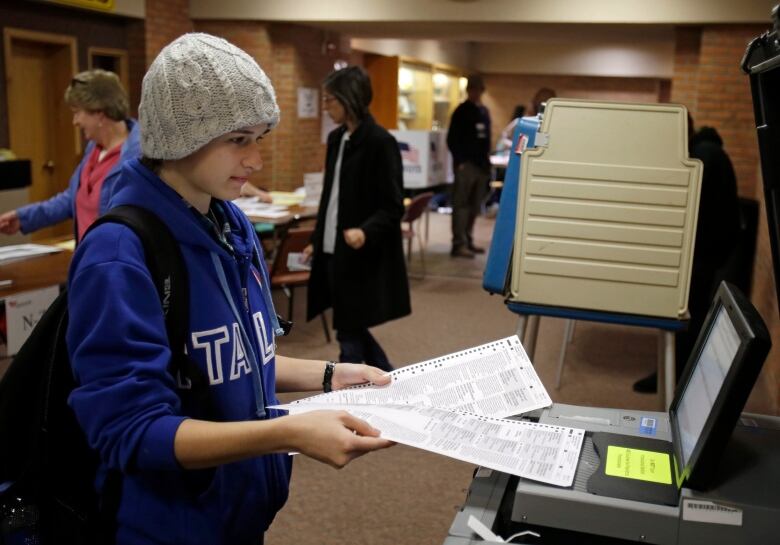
[674,307,742,466]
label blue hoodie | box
[66,158,291,545]
[18,119,141,238]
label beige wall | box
[189,0,779,24]
[474,40,674,78]
[351,38,469,70]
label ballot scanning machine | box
[446,10,780,545]
[446,282,774,545]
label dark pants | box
[323,253,393,372]
[336,328,392,371]
[451,161,489,249]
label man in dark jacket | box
[447,75,492,258]
[634,120,742,393]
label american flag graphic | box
[398,142,420,164]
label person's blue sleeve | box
[17,188,74,234]
[67,224,187,472]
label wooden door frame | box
[3,27,79,156]
[87,45,129,91]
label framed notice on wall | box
[298,87,319,119]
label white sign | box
[682,499,743,526]
[1,285,59,356]
[297,87,318,119]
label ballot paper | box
[278,403,584,487]
[272,336,584,486]
[290,335,551,418]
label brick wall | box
[144,0,193,66]
[482,74,665,150]
[670,27,701,117]
[269,24,345,191]
[670,24,778,414]
[124,0,193,119]
[126,18,146,118]
[697,26,764,197]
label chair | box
[401,191,434,277]
[269,227,331,342]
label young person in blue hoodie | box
[66,33,393,545]
[0,69,141,242]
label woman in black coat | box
[305,66,411,370]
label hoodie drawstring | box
[210,252,267,418]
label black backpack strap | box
[88,206,188,354]
[82,206,217,543]
[85,206,212,407]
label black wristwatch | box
[323,361,336,392]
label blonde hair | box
[65,69,129,121]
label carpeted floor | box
[265,211,673,545]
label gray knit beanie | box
[139,33,280,160]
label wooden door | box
[4,28,78,241]
[365,54,399,130]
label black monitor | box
[742,6,780,315]
[669,282,770,490]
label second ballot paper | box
[273,335,585,487]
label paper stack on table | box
[274,335,585,487]
[232,197,290,219]
[0,244,63,264]
[268,190,305,207]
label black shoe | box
[468,244,485,254]
[451,246,475,259]
[633,372,658,394]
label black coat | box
[306,115,411,330]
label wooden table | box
[0,249,72,297]
[245,205,318,262]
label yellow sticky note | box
[605,446,672,484]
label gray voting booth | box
[444,11,780,545]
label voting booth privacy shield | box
[508,99,703,319]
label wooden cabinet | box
[432,68,464,131]
[364,53,464,131]
[364,53,400,129]
[398,60,432,130]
